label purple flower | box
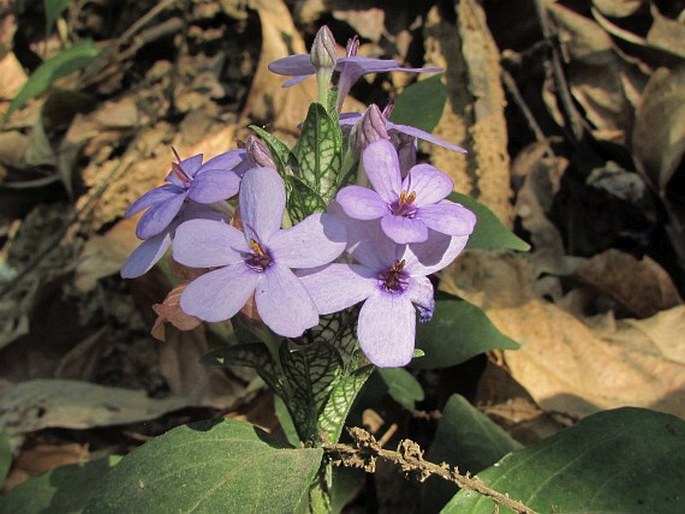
[268,30,440,109]
[172,167,347,338]
[299,217,470,367]
[336,140,476,244]
[120,203,227,279]
[125,148,246,240]
[339,104,467,155]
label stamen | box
[249,239,267,258]
[381,259,408,293]
[391,190,417,216]
[246,238,272,272]
[171,146,182,163]
[346,36,359,57]
[171,161,191,186]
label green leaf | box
[0,426,10,484]
[0,455,120,514]
[422,394,522,513]
[44,0,74,35]
[390,74,447,133]
[448,192,530,251]
[444,408,685,513]
[5,40,100,121]
[273,394,300,447]
[84,418,323,514]
[293,102,343,212]
[201,343,286,398]
[280,340,343,443]
[330,467,364,514]
[414,291,519,369]
[377,368,424,410]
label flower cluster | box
[121,26,476,368]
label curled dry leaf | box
[443,252,685,420]
[592,0,644,18]
[151,285,202,342]
[424,0,512,224]
[2,443,89,492]
[572,249,683,318]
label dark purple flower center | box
[390,190,417,217]
[245,239,272,272]
[379,259,409,294]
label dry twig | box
[325,427,538,514]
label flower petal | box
[404,232,470,276]
[362,139,402,201]
[268,54,316,76]
[388,122,467,153]
[201,149,246,171]
[417,201,477,236]
[269,213,346,268]
[358,292,416,368]
[188,169,241,203]
[239,167,285,243]
[165,154,204,183]
[120,230,172,279]
[333,208,401,269]
[298,263,377,314]
[255,264,319,337]
[136,191,187,239]
[405,275,435,322]
[405,164,453,206]
[381,214,428,243]
[180,263,258,322]
[336,186,388,220]
[173,219,248,268]
[125,184,185,218]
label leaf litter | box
[0,0,684,508]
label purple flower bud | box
[310,25,337,70]
[349,104,389,155]
[246,134,276,169]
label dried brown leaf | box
[151,285,201,342]
[424,0,512,224]
[2,443,89,492]
[592,0,644,18]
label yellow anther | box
[249,239,267,257]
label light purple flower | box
[120,204,226,279]
[172,167,347,338]
[268,30,440,109]
[125,148,246,240]
[336,140,476,244]
[299,217,470,367]
[339,103,467,155]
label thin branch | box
[324,427,538,514]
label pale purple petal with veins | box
[202,149,247,171]
[380,214,428,243]
[405,232,470,276]
[362,140,402,201]
[268,54,316,77]
[269,213,346,268]
[239,167,285,243]
[136,192,187,239]
[120,230,172,279]
[187,169,242,203]
[358,293,416,368]
[255,263,320,337]
[165,154,203,185]
[404,275,435,322]
[298,263,377,314]
[180,264,258,322]
[389,122,467,153]
[417,201,477,237]
[405,164,453,206]
[173,219,248,268]
[336,186,388,220]
[125,184,185,218]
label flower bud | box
[310,25,337,70]
[349,104,389,156]
[246,134,276,169]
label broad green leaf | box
[84,418,323,514]
[0,455,120,514]
[377,368,424,410]
[444,408,685,513]
[5,40,100,121]
[390,74,447,133]
[414,291,519,369]
[273,393,300,447]
[422,394,522,513]
[293,102,343,212]
[201,343,286,398]
[0,427,11,484]
[449,192,530,251]
[318,364,373,444]
[280,340,343,443]
[44,0,74,35]
[330,467,364,514]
